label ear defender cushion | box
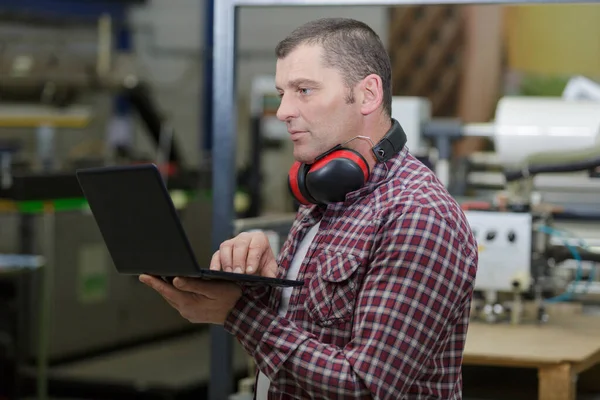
[288,161,317,205]
[305,149,370,204]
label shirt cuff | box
[224,288,312,378]
[223,287,268,356]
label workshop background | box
[1,1,600,400]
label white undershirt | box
[255,222,320,399]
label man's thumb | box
[262,258,278,279]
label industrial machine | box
[0,7,214,382]
[391,80,600,324]
[0,14,187,169]
[244,79,600,325]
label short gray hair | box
[276,18,392,117]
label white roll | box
[493,97,600,166]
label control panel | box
[464,210,533,292]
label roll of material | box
[493,97,600,166]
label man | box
[140,18,478,399]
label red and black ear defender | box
[288,118,408,205]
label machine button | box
[508,231,517,242]
[486,231,496,241]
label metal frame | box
[0,0,135,22]
[210,0,596,399]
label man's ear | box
[359,74,384,115]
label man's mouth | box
[289,130,308,140]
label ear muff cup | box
[288,149,370,205]
[306,149,370,204]
[288,161,318,205]
[288,118,407,206]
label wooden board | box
[0,104,91,128]
[388,5,465,117]
[464,314,600,369]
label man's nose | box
[276,94,298,121]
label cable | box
[536,225,591,302]
[558,226,597,285]
[121,80,183,166]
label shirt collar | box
[343,145,409,202]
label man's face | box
[275,44,362,164]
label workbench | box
[464,305,600,400]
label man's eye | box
[299,88,311,95]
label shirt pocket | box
[304,251,363,327]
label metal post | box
[35,123,56,400]
[37,217,53,400]
[108,25,134,162]
[210,1,237,399]
[203,0,215,156]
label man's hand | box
[138,231,277,324]
[139,275,242,325]
[210,231,278,277]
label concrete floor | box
[36,366,600,399]
[26,331,600,399]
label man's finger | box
[209,251,222,271]
[173,277,233,300]
[262,256,279,278]
[255,249,279,279]
[246,236,265,275]
[231,238,250,274]
[139,274,185,305]
[162,296,180,310]
[219,241,234,272]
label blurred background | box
[0,1,599,399]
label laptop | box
[75,164,303,288]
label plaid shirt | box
[224,146,478,399]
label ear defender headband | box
[288,118,407,206]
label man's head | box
[275,18,392,164]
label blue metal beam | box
[202,0,215,156]
[0,0,137,22]
[210,1,237,399]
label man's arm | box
[224,206,476,399]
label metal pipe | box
[463,122,495,138]
[211,1,237,399]
[96,13,112,78]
